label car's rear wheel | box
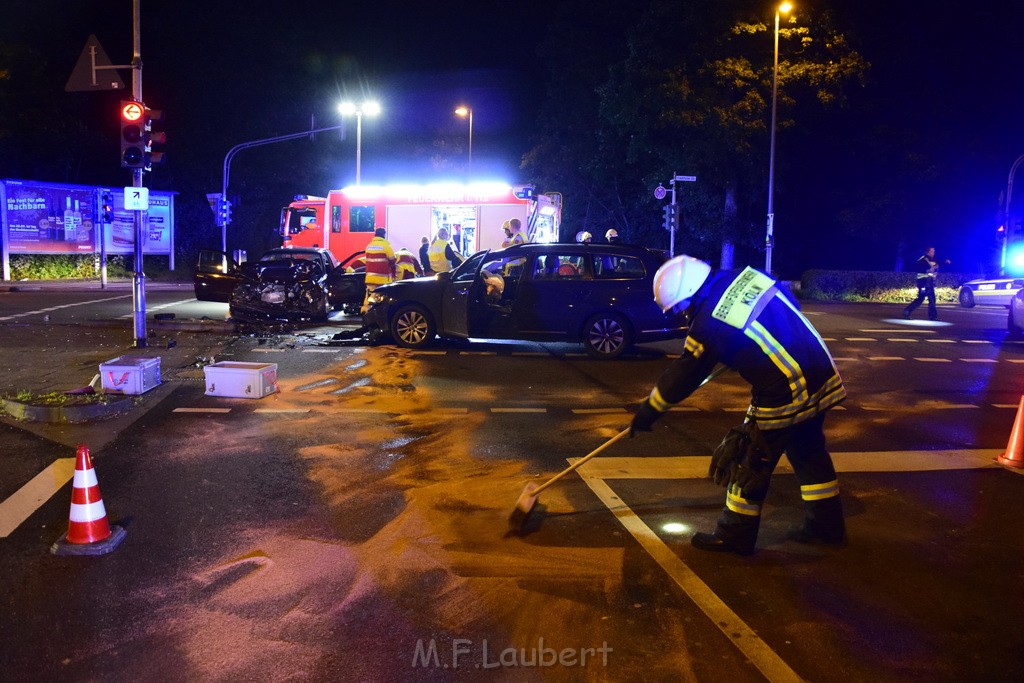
[958,287,975,308]
[390,304,436,348]
[582,312,632,359]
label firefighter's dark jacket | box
[648,266,846,429]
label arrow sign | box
[124,187,150,211]
[65,35,125,92]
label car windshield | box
[262,251,319,263]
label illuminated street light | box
[338,100,381,185]
[764,1,792,275]
[455,106,473,177]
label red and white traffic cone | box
[51,444,126,556]
[997,396,1024,469]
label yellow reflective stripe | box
[744,321,808,405]
[725,484,761,516]
[753,373,844,419]
[683,335,705,358]
[751,379,847,429]
[776,295,844,378]
[801,480,840,501]
[648,386,673,412]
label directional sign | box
[674,175,697,182]
[65,35,125,92]
[124,187,150,211]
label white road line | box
[577,474,803,683]
[914,358,952,362]
[571,408,629,414]
[845,337,878,342]
[118,297,198,318]
[511,352,550,357]
[0,294,132,321]
[301,348,342,353]
[295,378,340,391]
[960,358,998,363]
[925,339,956,343]
[860,329,934,334]
[172,408,232,413]
[994,404,1021,409]
[962,340,992,344]
[490,407,546,413]
[254,409,311,414]
[867,356,905,361]
[1008,359,1024,363]
[0,458,76,537]
[886,338,919,342]
[832,357,859,362]
[460,351,497,356]
[252,348,286,353]
[412,350,448,355]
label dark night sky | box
[6,0,1024,273]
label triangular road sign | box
[66,35,125,92]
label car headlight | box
[367,291,390,306]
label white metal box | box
[204,361,278,399]
[99,355,161,395]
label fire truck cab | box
[280,183,560,261]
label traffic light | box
[662,203,678,231]
[217,197,233,227]
[143,106,166,171]
[101,192,114,223]
[120,100,146,169]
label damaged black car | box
[194,247,365,322]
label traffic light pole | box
[130,0,146,347]
[219,124,346,252]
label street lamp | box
[764,1,792,275]
[338,100,381,185]
[454,106,473,177]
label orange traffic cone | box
[51,444,126,556]
[997,396,1024,469]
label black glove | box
[709,426,748,486]
[629,399,663,437]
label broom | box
[507,365,730,533]
[507,427,631,532]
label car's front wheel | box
[1009,302,1024,336]
[582,312,632,359]
[958,287,975,308]
[390,304,436,348]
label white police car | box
[1010,288,1024,335]
[957,276,1024,308]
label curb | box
[1,395,136,423]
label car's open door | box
[440,251,488,337]
[193,250,241,303]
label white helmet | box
[605,229,618,240]
[577,231,592,243]
[653,255,712,311]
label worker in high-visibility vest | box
[501,218,526,248]
[428,227,464,273]
[361,227,396,314]
[395,247,423,280]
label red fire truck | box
[279,182,560,260]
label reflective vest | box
[648,267,846,430]
[364,236,395,286]
[429,238,453,273]
[396,250,421,280]
[501,231,525,248]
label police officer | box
[903,246,946,320]
[361,227,396,314]
[630,255,847,555]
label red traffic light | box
[121,101,144,122]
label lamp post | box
[764,1,792,275]
[455,106,473,177]
[338,100,381,185]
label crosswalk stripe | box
[173,408,231,413]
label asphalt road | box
[1,288,1022,681]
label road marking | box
[925,339,956,343]
[960,358,998,363]
[962,340,992,344]
[0,458,76,537]
[577,471,803,682]
[994,404,1021,409]
[118,297,198,318]
[0,294,132,321]
[571,407,629,414]
[302,348,342,353]
[412,350,448,355]
[845,337,878,342]
[511,352,551,357]
[867,356,905,361]
[295,378,340,391]
[572,447,1003,679]
[886,338,919,342]
[914,357,951,362]
[172,408,232,413]
[460,351,497,356]
[832,357,859,362]
[860,329,934,334]
[490,407,546,413]
[1008,359,1024,363]
[254,408,311,414]
[252,348,286,353]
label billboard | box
[99,186,173,255]
[2,181,98,254]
